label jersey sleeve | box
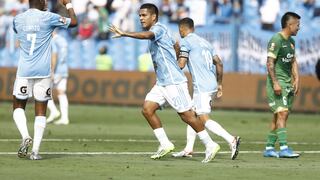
[150,24,165,41]
[49,12,71,29]
[179,38,190,59]
[267,36,281,59]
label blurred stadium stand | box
[0,0,320,75]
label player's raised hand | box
[216,85,223,98]
[108,25,124,38]
[61,0,71,5]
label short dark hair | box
[179,17,194,29]
[140,3,159,20]
[281,12,301,28]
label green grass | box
[0,102,319,180]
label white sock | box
[47,100,59,114]
[58,94,69,121]
[184,125,196,152]
[205,119,234,144]
[13,108,30,139]
[32,116,46,154]
[153,128,172,148]
[197,130,215,148]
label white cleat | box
[47,111,60,123]
[202,144,220,163]
[29,152,42,160]
[150,143,175,160]
[172,150,193,158]
[230,136,241,160]
[17,137,33,158]
[54,119,69,125]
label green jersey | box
[267,33,295,84]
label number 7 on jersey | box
[27,33,36,56]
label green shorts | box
[266,81,294,113]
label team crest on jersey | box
[290,43,295,49]
[59,17,67,25]
[269,43,275,51]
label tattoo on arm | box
[213,55,223,84]
[267,57,277,84]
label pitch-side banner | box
[0,68,319,113]
[238,25,320,74]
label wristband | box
[66,3,73,10]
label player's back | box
[14,9,70,78]
[182,33,217,93]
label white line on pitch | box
[1,139,320,145]
[1,151,320,155]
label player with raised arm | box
[171,18,240,160]
[263,12,300,158]
[12,0,77,160]
[46,30,70,125]
[109,3,220,163]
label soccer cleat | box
[17,137,33,158]
[29,152,42,160]
[230,136,241,160]
[150,144,175,160]
[47,111,60,123]
[172,150,193,158]
[54,119,69,125]
[279,148,300,158]
[263,149,279,158]
[202,144,220,163]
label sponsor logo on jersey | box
[281,53,294,63]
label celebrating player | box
[109,3,220,163]
[172,17,241,160]
[12,0,77,160]
[263,12,300,158]
[46,30,70,125]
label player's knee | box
[141,107,152,117]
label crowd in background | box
[0,0,320,74]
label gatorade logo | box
[46,88,51,96]
[20,86,27,94]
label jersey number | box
[27,33,36,56]
[202,50,213,70]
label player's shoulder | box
[151,22,167,31]
[269,33,282,44]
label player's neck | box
[280,30,291,40]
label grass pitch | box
[0,102,319,180]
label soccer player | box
[109,3,220,163]
[172,17,241,160]
[46,30,70,125]
[263,12,300,158]
[12,0,77,160]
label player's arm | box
[267,57,281,95]
[291,56,300,96]
[213,55,223,98]
[174,41,180,60]
[108,25,155,39]
[62,0,78,27]
[177,47,188,69]
[51,51,58,76]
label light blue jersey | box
[180,33,218,93]
[13,9,71,78]
[149,22,187,86]
[52,34,68,77]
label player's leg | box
[165,83,220,163]
[47,79,60,123]
[263,113,279,157]
[12,78,32,158]
[143,85,174,159]
[30,78,51,160]
[54,78,69,125]
[172,125,195,157]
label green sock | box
[276,128,288,147]
[266,130,277,148]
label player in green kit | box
[263,12,300,158]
